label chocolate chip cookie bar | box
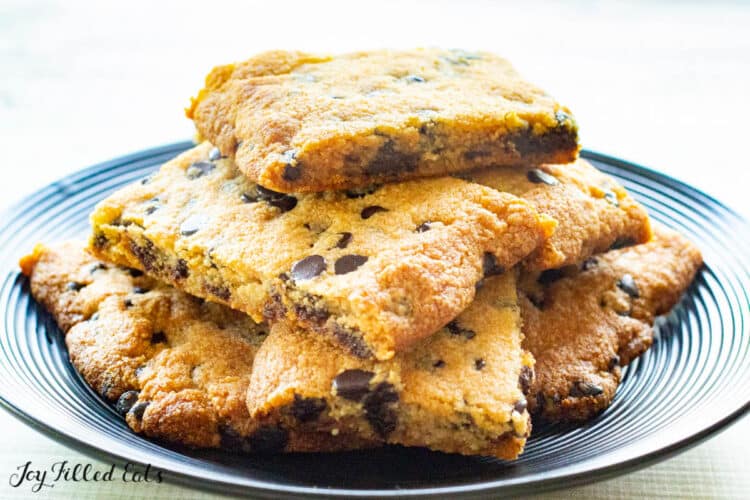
[186,48,579,193]
[20,242,373,452]
[520,226,703,422]
[248,272,533,459]
[89,142,552,360]
[463,159,652,270]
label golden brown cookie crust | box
[248,272,533,459]
[466,159,652,270]
[21,242,372,452]
[88,143,551,360]
[521,226,703,422]
[187,49,579,193]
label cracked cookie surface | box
[248,272,533,459]
[520,226,702,422]
[88,142,551,360]
[20,242,372,452]
[187,48,579,193]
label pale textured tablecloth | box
[1,1,748,498]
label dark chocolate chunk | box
[205,283,231,300]
[115,390,140,416]
[129,401,150,420]
[474,358,486,370]
[333,232,352,249]
[248,425,288,453]
[610,237,636,250]
[537,269,564,285]
[180,214,207,236]
[66,281,85,291]
[362,382,399,437]
[482,252,504,277]
[344,185,380,198]
[93,233,108,249]
[126,268,144,277]
[124,299,133,308]
[208,147,222,161]
[518,366,533,394]
[446,320,476,340]
[133,286,147,294]
[332,369,374,401]
[581,257,598,271]
[291,255,326,281]
[282,165,302,182]
[186,161,215,180]
[617,274,640,298]
[415,222,431,232]
[331,323,372,358]
[334,255,368,275]
[360,205,388,219]
[89,263,107,274]
[604,190,619,207]
[433,359,446,368]
[241,192,258,203]
[290,394,327,423]
[364,140,419,176]
[570,381,604,397]
[268,195,297,212]
[150,331,166,344]
[526,168,560,186]
[173,259,189,280]
[514,399,528,413]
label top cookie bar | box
[186,48,579,193]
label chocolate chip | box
[609,354,621,371]
[446,320,476,340]
[89,263,107,274]
[205,283,231,300]
[617,274,640,298]
[133,286,147,294]
[463,149,491,160]
[248,425,288,453]
[290,394,327,423]
[180,214,208,236]
[66,281,85,291]
[268,195,297,212]
[333,232,352,249]
[527,168,559,186]
[361,205,388,219]
[518,366,533,394]
[291,255,326,281]
[482,253,504,277]
[124,299,133,308]
[345,185,380,198]
[331,323,372,358]
[514,399,528,413]
[282,165,302,182]
[433,359,445,368]
[332,369,374,401]
[151,331,166,344]
[115,390,140,416]
[140,174,154,185]
[474,358,486,370]
[208,147,222,161]
[144,205,158,215]
[129,401,150,420]
[173,259,189,280]
[582,257,598,271]
[610,237,635,250]
[416,222,431,232]
[535,392,546,410]
[403,74,425,83]
[528,293,545,309]
[365,140,419,177]
[604,190,619,207]
[362,382,399,437]
[570,381,604,397]
[334,255,368,275]
[241,192,258,203]
[126,268,143,277]
[93,233,108,249]
[537,269,564,285]
[186,161,215,179]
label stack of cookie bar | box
[20,49,703,458]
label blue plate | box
[0,143,748,498]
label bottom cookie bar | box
[247,272,533,459]
[20,242,372,452]
[520,226,703,422]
